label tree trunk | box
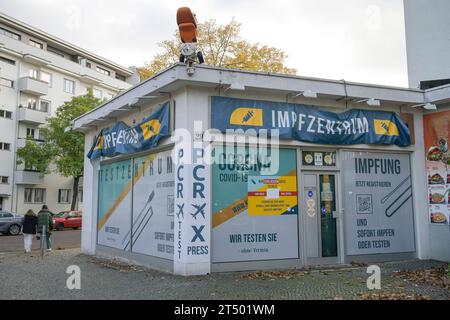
[71,176,80,211]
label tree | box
[17,91,103,210]
[139,19,296,79]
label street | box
[0,248,448,300]
[0,230,81,252]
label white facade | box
[404,0,450,88]
[74,64,450,275]
[0,12,135,215]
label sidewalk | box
[0,249,448,300]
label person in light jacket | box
[37,205,54,251]
[22,209,37,253]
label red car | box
[53,211,82,231]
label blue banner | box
[87,102,170,159]
[211,96,410,147]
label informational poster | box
[343,152,416,255]
[424,111,450,225]
[211,146,299,263]
[131,150,175,260]
[97,159,133,250]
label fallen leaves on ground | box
[241,270,308,280]
[393,265,450,290]
[90,257,145,272]
[359,291,431,300]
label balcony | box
[16,138,45,149]
[18,76,48,96]
[18,107,48,125]
[14,170,44,185]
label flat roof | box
[73,63,449,131]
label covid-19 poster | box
[211,146,299,263]
[423,111,450,225]
[97,159,133,250]
[97,150,175,259]
[343,152,416,255]
[131,150,174,260]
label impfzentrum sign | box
[88,102,170,159]
[211,97,410,147]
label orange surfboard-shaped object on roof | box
[177,7,197,43]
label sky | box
[0,0,408,87]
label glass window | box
[24,188,33,203]
[58,189,71,203]
[0,56,15,65]
[29,39,43,49]
[29,69,38,79]
[34,188,46,203]
[115,74,126,81]
[0,27,21,40]
[0,142,11,151]
[26,128,35,138]
[27,99,37,110]
[0,110,12,119]
[0,78,13,88]
[39,100,50,113]
[40,71,51,85]
[0,176,8,184]
[78,187,83,203]
[47,46,65,57]
[64,79,75,94]
[96,66,111,76]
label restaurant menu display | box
[424,111,450,225]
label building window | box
[29,69,39,79]
[0,78,13,88]
[78,187,83,203]
[24,188,33,203]
[0,110,13,119]
[86,62,91,68]
[0,27,21,40]
[39,100,50,113]
[47,46,65,57]
[58,189,71,203]
[34,188,46,203]
[115,74,126,81]
[0,56,15,65]
[40,71,51,86]
[27,98,37,110]
[0,176,8,184]
[29,39,44,49]
[0,142,11,151]
[96,66,111,76]
[64,79,75,94]
[93,88,102,99]
[26,128,36,139]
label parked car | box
[0,211,23,235]
[53,210,82,231]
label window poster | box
[97,159,133,250]
[343,152,416,255]
[424,111,450,225]
[211,146,299,263]
[131,150,175,260]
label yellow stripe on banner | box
[97,153,157,231]
[212,169,297,228]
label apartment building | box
[0,12,137,215]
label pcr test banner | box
[97,150,174,260]
[343,152,416,255]
[211,146,299,263]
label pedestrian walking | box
[37,205,54,252]
[22,209,37,253]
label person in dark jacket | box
[23,209,37,253]
[37,205,54,251]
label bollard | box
[40,225,46,257]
